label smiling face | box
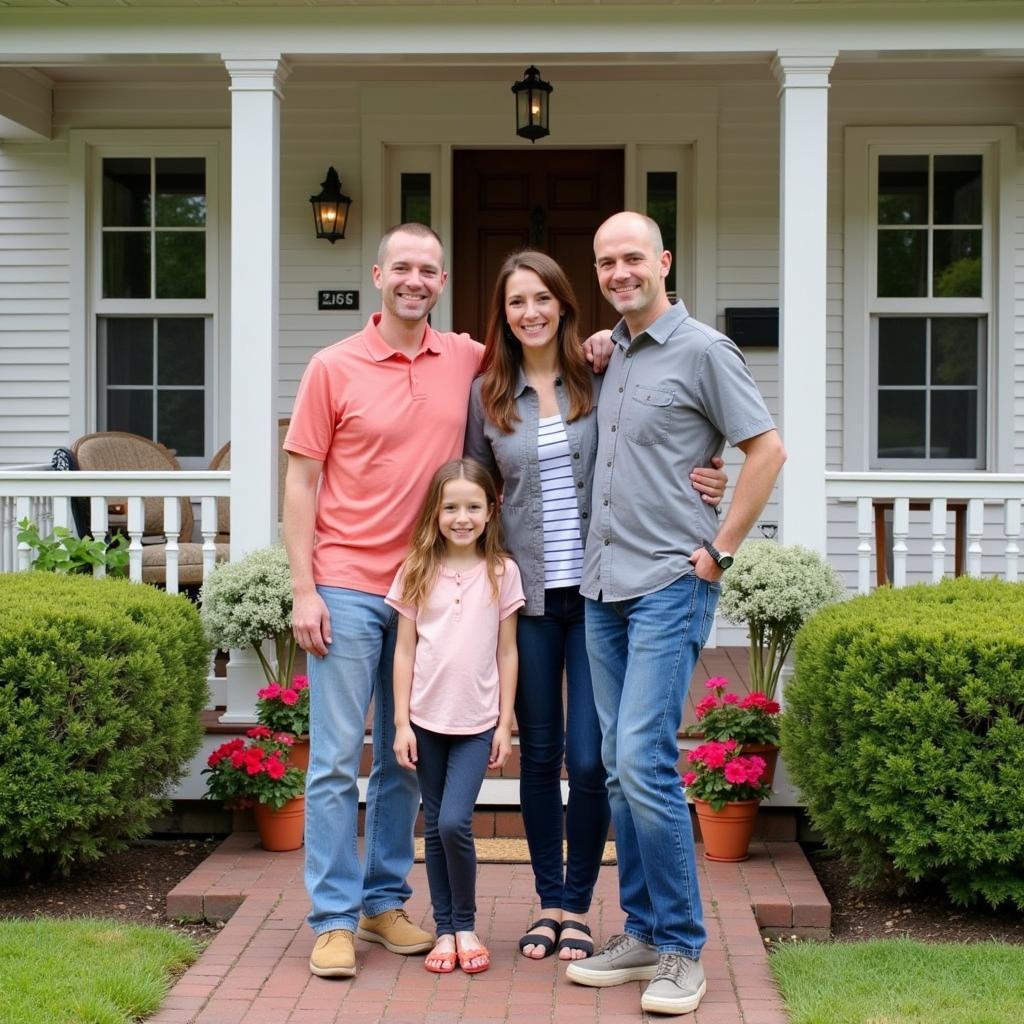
[372,230,448,325]
[503,267,563,354]
[593,213,672,333]
[437,477,492,553]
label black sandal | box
[517,917,561,959]
[557,920,594,958]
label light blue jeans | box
[585,573,719,957]
[305,586,420,935]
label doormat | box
[414,838,617,865]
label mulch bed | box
[807,848,1024,945]
[3,838,1023,949]
[0,838,222,943]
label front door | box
[452,149,625,344]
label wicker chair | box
[206,419,291,545]
[70,431,228,586]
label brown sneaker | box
[309,929,356,978]
[356,908,434,954]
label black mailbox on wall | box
[724,307,779,348]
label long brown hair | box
[480,250,593,433]
[400,458,508,608]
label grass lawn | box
[771,937,1024,1024]
[0,917,198,1024]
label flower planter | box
[737,742,778,787]
[288,735,310,772]
[254,796,305,852]
[693,798,759,863]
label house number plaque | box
[318,290,359,311]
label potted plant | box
[683,740,772,862]
[199,545,298,688]
[202,728,306,851]
[257,675,310,769]
[688,677,782,785]
[718,541,845,700]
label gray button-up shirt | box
[465,370,601,616]
[580,300,775,603]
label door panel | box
[453,149,625,344]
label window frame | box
[74,132,227,468]
[842,125,1015,473]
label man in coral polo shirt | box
[284,224,481,978]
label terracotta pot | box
[738,742,779,788]
[254,796,305,852]
[289,735,310,772]
[692,798,759,863]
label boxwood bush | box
[782,577,1024,909]
[0,573,209,877]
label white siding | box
[0,143,71,465]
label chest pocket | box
[624,385,673,446]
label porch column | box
[220,55,289,724]
[771,51,836,555]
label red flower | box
[682,771,698,787]
[280,689,299,706]
[723,761,749,784]
[723,739,738,751]
[694,695,719,719]
[292,675,308,691]
[258,684,282,700]
[265,757,287,780]
[743,756,766,784]
[230,749,246,769]
[705,677,728,691]
[722,693,741,705]
[247,725,272,739]
[697,742,727,769]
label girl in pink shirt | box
[387,458,524,975]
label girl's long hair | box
[400,458,508,608]
[480,249,593,433]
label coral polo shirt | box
[284,314,483,595]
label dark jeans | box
[413,723,494,935]
[516,586,610,914]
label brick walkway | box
[155,834,828,1023]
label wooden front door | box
[452,149,625,344]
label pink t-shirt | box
[385,557,525,734]
[284,314,483,595]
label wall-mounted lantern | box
[310,166,353,243]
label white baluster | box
[892,497,909,588]
[967,499,984,578]
[52,496,71,532]
[856,497,872,594]
[206,650,226,711]
[1004,498,1020,583]
[15,496,32,570]
[930,497,947,583]
[90,497,108,579]
[200,496,218,581]
[1,496,14,572]
[126,497,144,583]
[163,497,181,595]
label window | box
[91,147,218,466]
[866,144,992,470]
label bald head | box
[594,212,664,256]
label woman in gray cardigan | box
[465,250,725,962]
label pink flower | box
[292,675,308,690]
[694,695,719,719]
[265,757,286,780]
[723,761,749,784]
[686,749,699,764]
[705,677,729,691]
[257,684,282,700]
[698,742,727,769]
[682,772,698,787]
[744,756,766,784]
[280,689,299,706]
[723,739,738,751]
[274,732,294,746]
[723,693,740,705]
[247,725,272,739]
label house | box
[1,1,1022,805]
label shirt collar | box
[611,298,690,350]
[363,312,443,362]
[512,365,563,399]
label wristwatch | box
[702,540,734,570]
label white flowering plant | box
[719,541,845,699]
[199,545,297,687]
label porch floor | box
[157,833,828,1023]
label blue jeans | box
[516,586,610,914]
[305,586,420,935]
[413,724,493,934]
[585,573,719,957]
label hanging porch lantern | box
[511,66,553,143]
[310,166,353,243]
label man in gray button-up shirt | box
[567,213,786,1016]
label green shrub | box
[782,577,1024,909]
[0,573,210,877]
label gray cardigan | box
[464,370,600,616]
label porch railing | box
[826,472,1023,594]
[0,470,231,594]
